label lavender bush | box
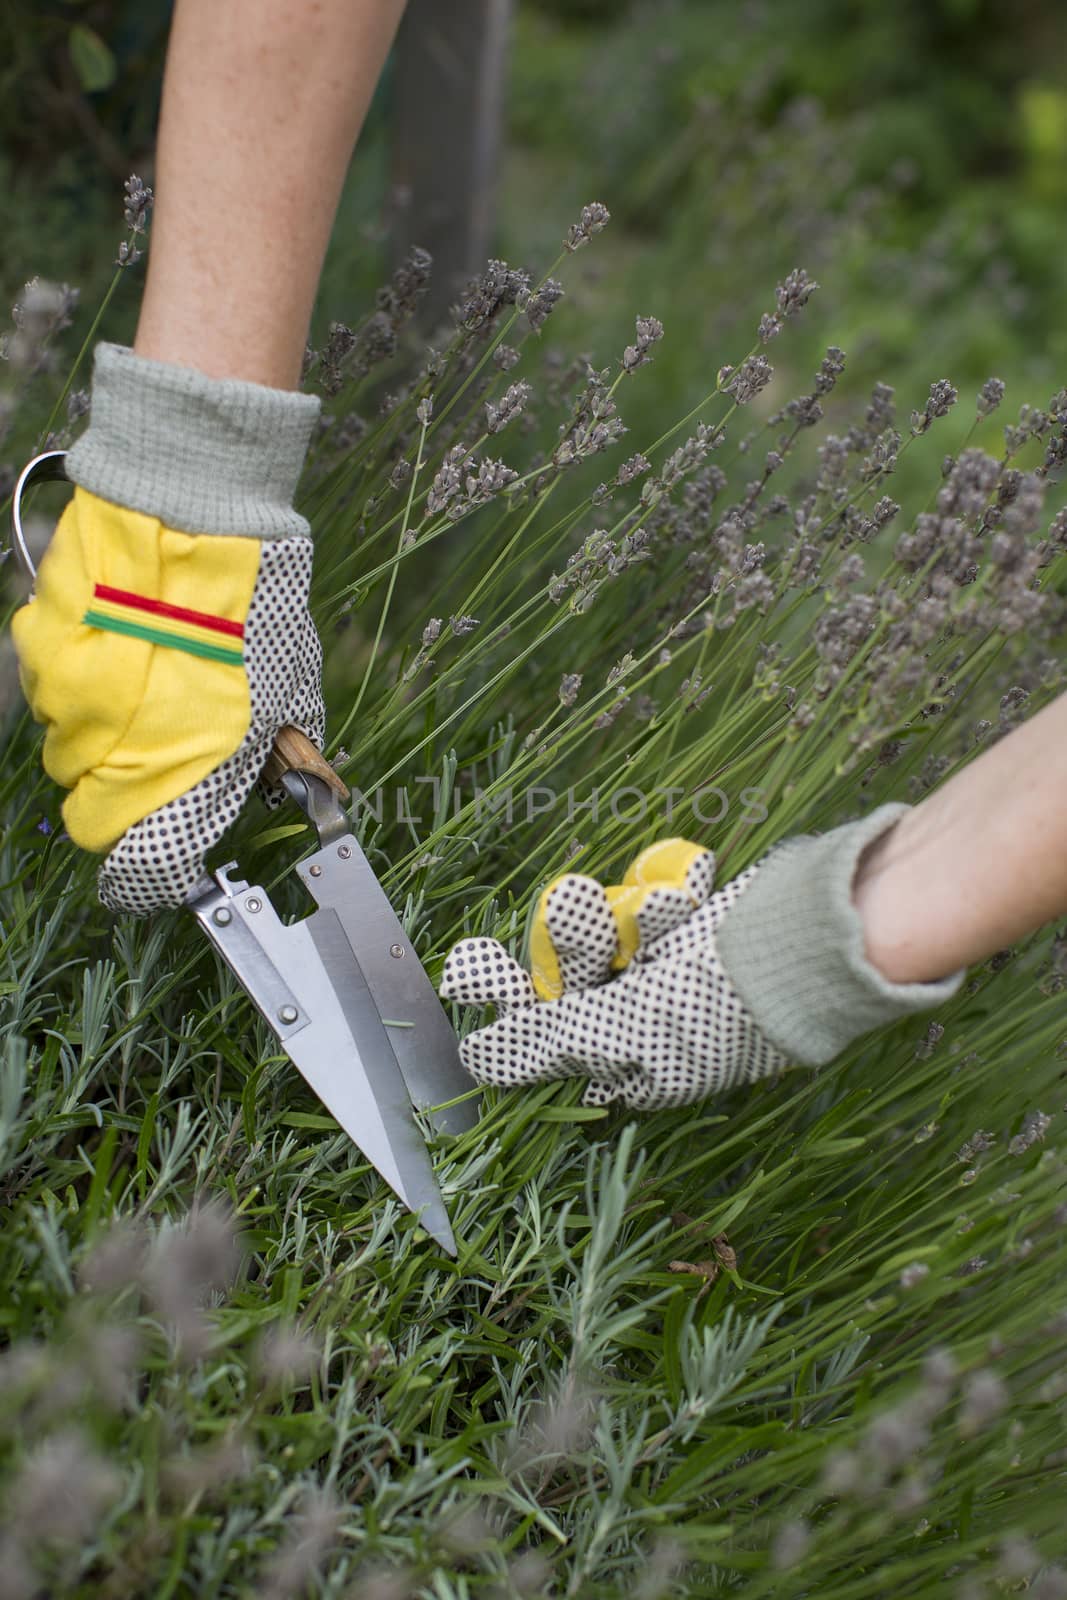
[0,188,1066,1598]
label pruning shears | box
[12,452,478,1256]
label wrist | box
[715,805,968,1067]
[66,343,321,540]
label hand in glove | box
[441,811,968,1110]
[11,343,323,916]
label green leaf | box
[68,24,117,93]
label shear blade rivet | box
[213,908,232,927]
[390,943,405,959]
[338,845,352,859]
[278,1004,299,1024]
[246,896,262,913]
[309,864,322,877]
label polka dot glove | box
[442,807,972,1104]
[440,838,791,1110]
[11,341,325,917]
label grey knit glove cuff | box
[715,802,968,1066]
[65,342,321,538]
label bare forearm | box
[134,0,407,390]
[854,691,1067,981]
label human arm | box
[134,0,408,388]
[853,690,1067,981]
[13,0,407,911]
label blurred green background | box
[3,0,1067,464]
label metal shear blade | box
[188,774,478,1255]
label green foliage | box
[0,0,169,174]
[1,187,1067,1596]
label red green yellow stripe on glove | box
[83,583,245,665]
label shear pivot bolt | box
[338,845,352,859]
[390,943,405,959]
[246,896,262,913]
[213,908,232,927]
[309,865,322,877]
[278,1004,299,1025]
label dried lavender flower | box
[459,456,518,514]
[593,694,629,729]
[122,173,153,233]
[899,1262,930,1289]
[427,446,467,515]
[758,311,783,343]
[1,279,79,374]
[455,258,530,332]
[617,452,651,485]
[144,1200,243,1358]
[914,1021,944,1058]
[449,614,480,636]
[621,315,665,374]
[921,1346,957,1388]
[78,1217,148,1295]
[522,278,565,332]
[505,1550,554,1596]
[814,346,846,395]
[997,1535,1041,1582]
[554,364,626,466]
[494,343,520,371]
[957,1130,996,1164]
[565,202,611,251]
[558,673,582,707]
[776,267,818,317]
[257,1322,322,1386]
[911,379,959,435]
[422,617,443,646]
[771,1519,811,1571]
[977,377,1005,416]
[10,1427,121,1543]
[1008,1109,1052,1155]
[163,1429,256,1501]
[377,245,432,328]
[485,381,532,434]
[958,1369,1008,1435]
[723,354,773,405]
[261,1486,345,1600]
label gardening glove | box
[440,808,969,1110]
[11,342,324,916]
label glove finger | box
[634,861,763,963]
[458,982,638,1089]
[629,885,700,953]
[440,937,536,1010]
[622,838,716,902]
[458,1007,574,1088]
[531,873,618,998]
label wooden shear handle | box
[261,726,350,802]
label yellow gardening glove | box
[10,341,324,915]
[13,487,260,850]
[12,485,324,916]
